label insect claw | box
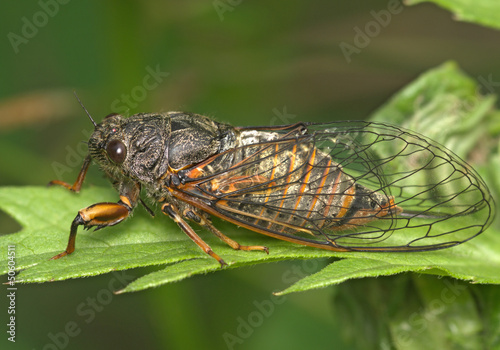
[50,251,69,260]
[219,259,228,268]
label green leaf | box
[1,62,499,294]
[407,0,500,31]
[332,274,491,349]
[370,60,495,157]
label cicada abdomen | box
[174,121,494,252]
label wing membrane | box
[171,121,494,251]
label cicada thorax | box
[176,129,401,238]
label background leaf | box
[407,0,500,30]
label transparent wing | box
[171,121,494,252]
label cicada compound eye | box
[106,139,127,164]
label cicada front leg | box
[48,154,92,192]
[50,201,131,260]
[50,179,141,260]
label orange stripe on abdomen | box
[335,185,356,219]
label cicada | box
[49,106,495,266]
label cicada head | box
[85,110,239,189]
[87,113,169,185]
[87,113,129,179]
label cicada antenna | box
[73,91,97,127]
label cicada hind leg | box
[161,203,268,267]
